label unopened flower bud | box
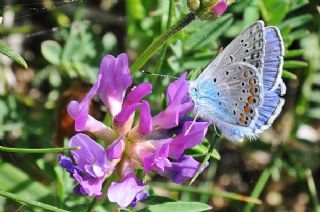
[211,0,228,17]
[187,0,229,20]
[187,0,200,11]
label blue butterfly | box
[189,21,286,142]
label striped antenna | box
[141,70,178,79]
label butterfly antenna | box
[141,70,178,79]
[184,112,199,136]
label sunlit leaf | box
[41,40,62,65]
[0,41,27,68]
[138,201,211,212]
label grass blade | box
[0,189,68,212]
[305,169,320,212]
[244,167,271,212]
[0,145,78,153]
[151,182,262,205]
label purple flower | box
[58,133,114,197]
[107,159,148,208]
[60,53,210,208]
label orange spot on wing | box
[244,105,251,113]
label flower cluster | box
[58,53,209,208]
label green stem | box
[150,182,262,205]
[305,169,320,212]
[244,166,272,212]
[0,189,68,212]
[154,0,174,75]
[130,12,196,74]
[189,134,221,185]
[0,145,78,153]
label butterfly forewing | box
[199,21,265,81]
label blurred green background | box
[0,0,319,211]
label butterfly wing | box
[198,21,266,82]
[189,21,286,142]
[251,26,286,133]
[189,62,264,141]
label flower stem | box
[189,133,221,185]
[154,0,174,75]
[130,12,196,74]
[0,145,79,153]
[150,182,262,205]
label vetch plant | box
[58,53,210,208]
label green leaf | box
[313,73,320,85]
[308,108,320,119]
[142,196,176,205]
[0,40,28,68]
[309,91,320,103]
[260,0,289,25]
[0,162,56,210]
[282,70,297,80]
[289,0,309,11]
[184,14,233,51]
[191,144,221,160]
[283,60,308,69]
[41,40,62,65]
[138,201,211,212]
[285,49,304,58]
[278,14,313,30]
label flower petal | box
[68,100,115,141]
[143,143,171,173]
[106,135,125,161]
[107,174,147,208]
[129,192,148,207]
[97,53,132,117]
[160,155,208,184]
[123,82,152,106]
[169,121,210,159]
[58,154,79,174]
[138,101,152,136]
[167,72,189,104]
[114,102,141,133]
[153,73,194,129]
[69,133,113,178]
[73,172,105,197]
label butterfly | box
[188,20,286,142]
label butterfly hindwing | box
[190,62,263,128]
